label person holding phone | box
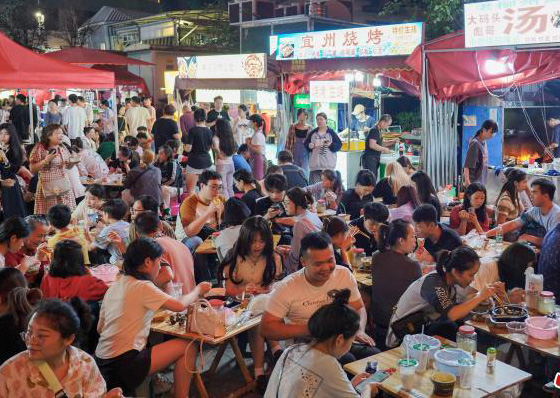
[450,183,492,236]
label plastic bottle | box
[495,225,503,249]
[486,347,496,374]
[525,266,544,311]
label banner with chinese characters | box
[177,54,267,79]
[465,0,560,48]
[309,81,349,103]
[274,23,423,61]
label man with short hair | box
[125,96,151,137]
[77,96,94,126]
[361,113,397,177]
[63,94,87,140]
[487,178,560,246]
[143,97,157,132]
[277,150,308,189]
[206,96,230,130]
[10,94,38,141]
[261,232,377,363]
[233,144,251,172]
[413,204,462,262]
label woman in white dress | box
[233,104,252,147]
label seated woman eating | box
[218,216,283,393]
[387,246,498,347]
[338,170,375,220]
[323,216,355,268]
[264,289,379,398]
[95,238,211,397]
[450,182,493,236]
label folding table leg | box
[193,372,209,398]
[207,343,227,377]
[229,338,253,383]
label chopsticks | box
[493,294,507,307]
[350,227,370,240]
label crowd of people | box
[0,94,559,397]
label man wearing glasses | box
[179,170,225,253]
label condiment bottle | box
[539,291,556,315]
[486,347,496,374]
[457,325,477,357]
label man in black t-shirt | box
[206,95,230,131]
[361,114,398,178]
[153,104,180,152]
[413,204,462,262]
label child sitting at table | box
[218,216,283,393]
[47,204,91,265]
[95,238,211,397]
[89,199,129,265]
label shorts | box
[185,165,214,174]
[95,348,152,395]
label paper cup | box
[431,372,456,397]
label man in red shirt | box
[5,215,50,286]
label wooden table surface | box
[467,318,560,359]
[196,238,217,255]
[344,336,532,398]
[354,271,372,287]
[151,311,261,345]
[81,179,125,188]
[317,209,337,218]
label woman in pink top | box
[389,185,421,223]
[135,211,195,294]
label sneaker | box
[256,375,268,395]
[272,349,284,366]
[154,373,173,395]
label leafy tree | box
[0,0,46,50]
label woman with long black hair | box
[450,182,493,236]
[0,123,26,218]
[411,170,441,221]
[495,168,527,225]
[463,119,498,186]
[213,118,237,199]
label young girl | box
[95,238,211,397]
[1,298,124,397]
[411,170,442,221]
[450,182,493,236]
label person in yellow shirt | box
[47,204,90,264]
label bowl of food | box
[471,300,492,322]
[525,317,558,340]
[506,321,526,337]
[489,305,529,327]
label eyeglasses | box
[208,184,223,191]
[20,330,46,344]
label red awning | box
[93,65,150,97]
[406,31,560,101]
[44,47,153,66]
[0,32,114,89]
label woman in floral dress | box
[30,124,76,214]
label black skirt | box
[95,348,152,395]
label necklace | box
[247,254,260,268]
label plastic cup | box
[169,282,183,299]
[431,372,456,397]
[398,358,418,391]
[236,293,254,309]
[412,343,430,373]
[458,358,476,389]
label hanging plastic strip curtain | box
[421,54,459,189]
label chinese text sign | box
[309,81,349,103]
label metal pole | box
[28,89,34,144]
[111,90,119,153]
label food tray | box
[489,305,528,328]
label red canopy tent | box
[0,32,114,89]
[406,31,560,102]
[43,47,153,66]
[92,65,151,97]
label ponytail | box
[123,238,163,281]
[435,247,479,279]
[234,169,263,196]
[377,219,411,252]
[322,216,348,238]
[308,289,360,341]
[7,287,42,329]
[377,223,390,252]
[286,187,314,210]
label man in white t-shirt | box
[125,96,151,137]
[63,94,87,140]
[261,232,378,363]
[78,96,94,126]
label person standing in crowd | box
[10,94,36,142]
[125,97,151,137]
[143,97,157,132]
[397,155,416,175]
[463,119,498,186]
[277,150,308,189]
[278,187,322,274]
[44,100,63,126]
[99,100,116,136]
[63,94,87,141]
[305,169,344,210]
[350,202,389,256]
[246,114,267,180]
[206,96,230,131]
[265,289,380,398]
[361,114,397,178]
[123,150,162,206]
[304,113,342,184]
[261,232,377,364]
[285,109,312,177]
[0,100,10,124]
[386,247,497,347]
[234,169,263,214]
[117,104,128,137]
[546,115,560,158]
[348,104,376,139]
[413,204,462,262]
[233,144,252,172]
[77,96,93,126]
[30,124,76,213]
[450,182,492,236]
[0,268,42,364]
[389,185,421,223]
[495,168,527,226]
[185,108,213,195]
[179,105,195,140]
[213,118,237,199]
[372,161,411,205]
[487,178,560,246]
[155,145,181,213]
[0,124,26,218]
[153,105,180,153]
[338,169,375,220]
[411,170,442,221]
[371,219,421,350]
[233,104,251,146]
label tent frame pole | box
[111,90,119,153]
[28,89,34,144]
